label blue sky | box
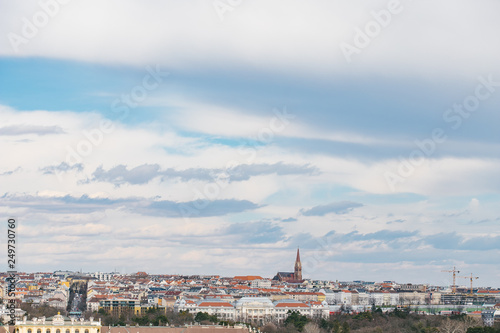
[1,0,500,287]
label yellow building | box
[14,313,101,333]
[58,282,70,288]
[99,299,141,316]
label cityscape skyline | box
[1,1,499,287]
[5,250,495,290]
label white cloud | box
[1,0,500,80]
[468,198,480,211]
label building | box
[481,309,500,327]
[14,313,101,333]
[0,304,25,323]
[89,272,118,282]
[173,297,329,325]
[334,291,352,305]
[234,297,278,325]
[250,279,271,289]
[273,248,303,283]
[99,298,141,316]
[294,249,302,281]
[197,300,235,321]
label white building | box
[318,289,336,304]
[89,272,117,282]
[234,297,275,325]
[357,292,370,305]
[369,292,399,306]
[250,280,272,289]
[0,304,25,323]
[174,297,329,325]
[334,291,352,305]
[197,300,235,320]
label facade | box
[481,309,498,327]
[89,272,117,282]
[197,301,235,321]
[335,291,352,305]
[249,280,272,289]
[398,292,424,305]
[369,292,399,306]
[14,313,101,333]
[0,304,25,323]
[234,298,275,325]
[174,297,329,325]
[99,298,141,316]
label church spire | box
[294,247,302,281]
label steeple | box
[294,247,302,281]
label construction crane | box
[441,266,460,294]
[459,273,479,296]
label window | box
[85,330,89,333]
[28,330,32,333]
[46,329,51,333]
[66,330,70,333]
[37,329,42,333]
[75,330,80,333]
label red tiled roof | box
[285,292,323,296]
[233,276,263,281]
[275,303,309,308]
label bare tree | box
[439,317,479,333]
[261,323,278,333]
[303,322,322,333]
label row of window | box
[27,329,92,333]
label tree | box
[20,303,59,318]
[168,310,193,326]
[261,323,278,333]
[284,311,309,332]
[341,322,350,333]
[332,320,341,333]
[439,317,479,333]
[194,312,217,323]
[303,323,321,333]
[467,328,500,333]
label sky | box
[0,0,499,287]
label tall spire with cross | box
[294,247,302,281]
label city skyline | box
[0,1,499,286]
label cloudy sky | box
[1,0,500,287]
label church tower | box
[294,247,302,281]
